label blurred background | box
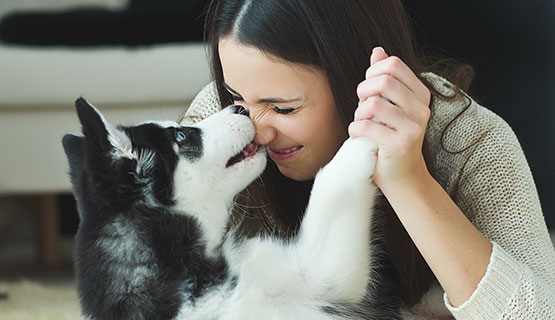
[0,1,211,316]
[0,0,553,317]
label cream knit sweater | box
[179,75,555,320]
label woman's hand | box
[350,49,495,307]
[349,47,432,191]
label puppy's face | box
[63,99,266,212]
[172,105,267,210]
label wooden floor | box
[0,194,76,286]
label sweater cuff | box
[443,242,522,319]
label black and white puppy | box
[63,98,408,320]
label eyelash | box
[229,93,295,115]
[273,107,295,115]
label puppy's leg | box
[294,137,378,303]
[232,138,378,313]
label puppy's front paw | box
[334,137,377,177]
[318,137,377,189]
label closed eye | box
[273,106,295,114]
[226,87,297,115]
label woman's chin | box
[275,163,316,182]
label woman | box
[179,0,555,318]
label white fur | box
[172,107,267,258]
[176,280,235,319]
[216,138,380,319]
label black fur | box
[63,98,227,320]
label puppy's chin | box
[223,147,267,195]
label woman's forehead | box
[218,38,326,100]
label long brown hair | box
[204,0,473,307]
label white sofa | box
[0,43,210,194]
[0,0,211,266]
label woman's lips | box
[267,146,303,161]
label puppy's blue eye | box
[176,131,187,142]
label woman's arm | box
[350,47,492,306]
[379,166,492,307]
[435,98,555,318]
[349,47,555,318]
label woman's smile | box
[267,145,304,162]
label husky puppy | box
[63,98,406,320]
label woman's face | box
[218,37,347,181]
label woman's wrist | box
[375,156,434,197]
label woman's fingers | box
[365,49,430,105]
[350,48,432,187]
[348,118,396,146]
[370,46,389,66]
[356,75,430,125]
[357,74,410,107]
[357,47,431,127]
[354,96,412,131]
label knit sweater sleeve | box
[437,101,555,319]
[178,81,220,125]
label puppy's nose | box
[231,104,249,116]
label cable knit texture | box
[179,75,555,319]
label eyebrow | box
[223,82,302,104]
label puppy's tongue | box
[243,142,258,156]
[226,140,262,168]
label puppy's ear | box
[62,134,84,187]
[75,98,133,159]
[75,97,111,149]
[62,134,84,181]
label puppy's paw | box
[333,137,377,177]
[318,137,377,189]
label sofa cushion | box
[0,43,210,108]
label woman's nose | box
[254,127,276,145]
[250,110,277,145]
